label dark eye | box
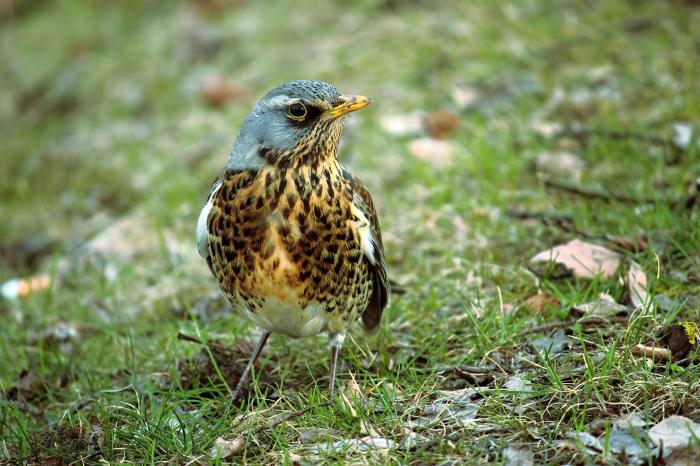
[287,103,307,120]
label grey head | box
[226,80,372,170]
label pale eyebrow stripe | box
[266,95,297,108]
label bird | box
[196,80,389,400]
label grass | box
[1,0,700,463]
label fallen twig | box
[630,344,672,362]
[507,209,648,253]
[555,126,677,148]
[543,178,655,205]
[177,332,206,345]
[427,364,499,375]
[0,399,43,416]
[177,331,230,353]
[505,209,573,224]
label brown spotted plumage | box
[196,80,388,399]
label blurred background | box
[1,0,699,462]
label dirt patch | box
[176,337,276,399]
[12,423,103,465]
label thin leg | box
[327,333,346,397]
[228,330,270,402]
[329,346,339,396]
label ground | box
[1,0,699,464]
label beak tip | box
[327,94,373,118]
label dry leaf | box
[299,428,339,444]
[531,239,621,279]
[340,375,363,418]
[360,419,380,437]
[610,235,647,252]
[410,388,479,427]
[306,437,396,454]
[7,369,45,402]
[504,375,533,393]
[503,445,534,466]
[663,322,698,361]
[452,85,479,109]
[612,411,647,430]
[574,293,628,317]
[202,74,243,108]
[408,138,454,168]
[649,416,700,463]
[672,122,694,149]
[534,151,585,182]
[422,111,460,139]
[607,426,655,462]
[627,261,649,308]
[564,417,658,464]
[532,329,569,354]
[531,119,563,137]
[525,292,560,313]
[565,431,601,451]
[211,436,245,458]
[344,376,363,400]
[379,112,423,136]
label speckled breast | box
[206,164,373,337]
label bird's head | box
[227,80,372,171]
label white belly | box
[241,297,329,338]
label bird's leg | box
[228,330,270,403]
[328,333,346,397]
[329,346,339,396]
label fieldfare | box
[196,80,389,400]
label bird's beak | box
[325,95,373,119]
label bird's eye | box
[287,103,307,120]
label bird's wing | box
[341,166,390,331]
[196,179,222,265]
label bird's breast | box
[207,165,372,335]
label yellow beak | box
[325,95,373,119]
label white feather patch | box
[350,203,377,265]
[242,298,328,338]
[265,94,294,108]
[196,181,221,258]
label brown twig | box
[177,331,230,353]
[505,209,573,224]
[507,209,648,252]
[0,399,43,416]
[543,178,655,205]
[630,344,672,362]
[428,365,498,375]
[555,127,677,148]
[177,332,206,345]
